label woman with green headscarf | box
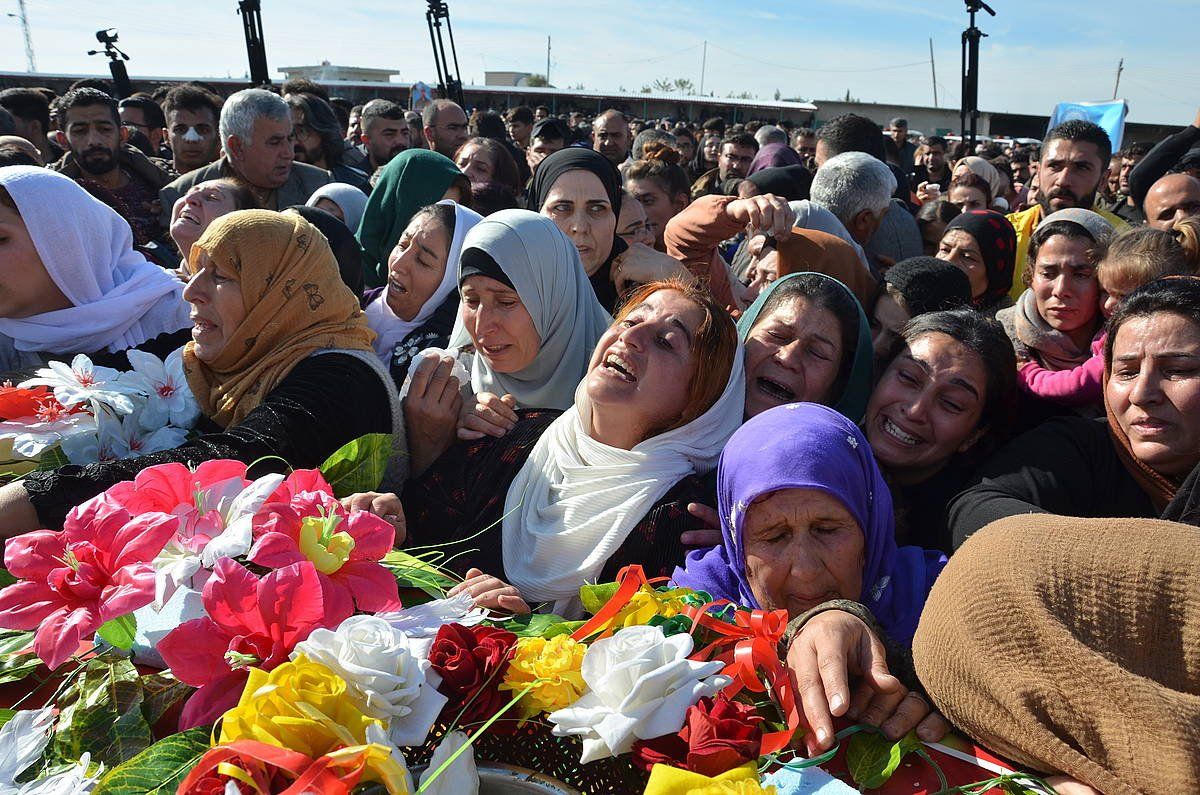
[739,272,874,422]
[356,149,472,288]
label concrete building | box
[279,61,398,84]
[484,71,532,87]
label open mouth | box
[602,352,636,382]
[480,343,511,357]
[754,376,795,403]
[880,416,922,447]
[387,277,407,296]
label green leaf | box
[0,707,15,728]
[0,568,16,589]
[0,629,40,685]
[318,433,392,498]
[51,655,153,769]
[578,582,621,615]
[139,671,193,728]
[497,612,585,638]
[97,614,138,650]
[846,729,920,789]
[92,726,211,795]
[36,445,69,472]
[382,550,457,598]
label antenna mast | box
[14,0,35,72]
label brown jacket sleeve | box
[664,195,747,311]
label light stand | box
[960,0,995,148]
[86,29,132,99]
[426,1,465,107]
[238,0,271,86]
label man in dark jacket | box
[50,87,176,247]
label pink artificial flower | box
[265,468,333,505]
[158,558,353,729]
[0,495,178,669]
[104,460,251,525]
[247,486,402,614]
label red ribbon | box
[571,566,802,757]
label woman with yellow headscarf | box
[0,210,403,534]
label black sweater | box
[1128,124,1200,205]
[24,352,392,528]
[947,416,1155,549]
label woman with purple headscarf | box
[675,402,949,754]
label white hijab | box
[306,182,370,234]
[0,166,190,356]
[449,210,612,411]
[502,331,746,617]
[366,200,483,361]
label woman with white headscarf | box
[361,200,483,387]
[305,182,369,234]
[0,166,190,372]
[403,209,611,474]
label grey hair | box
[755,124,787,147]
[810,151,896,225]
[219,88,290,146]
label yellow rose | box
[609,587,696,629]
[218,655,383,757]
[323,743,412,793]
[499,635,587,718]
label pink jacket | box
[1017,333,1106,407]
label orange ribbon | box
[571,566,802,757]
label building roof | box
[467,83,818,112]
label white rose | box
[293,615,448,747]
[547,625,730,763]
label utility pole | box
[13,0,35,72]
[1112,57,1124,100]
[699,40,707,96]
[546,35,550,85]
[929,37,938,108]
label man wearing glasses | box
[421,99,469,159]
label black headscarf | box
[943,209,1017,309]
[747,165,813,202]
[286,205,365,299]
[525,147,626,311]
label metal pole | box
[929,37,938,108]
[546,36,551,85]
[699,40,707,96]
[15,0,35,72]
[1112,57,1123,100]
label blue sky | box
[2,0,1197,124]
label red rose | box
[632,694,764,777]
[428,623,518,732]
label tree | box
[652,78,674,93]
[673,78,695,94]
[526,73,549,87]
[640,85,653,94]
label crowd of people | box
[2,74,1200,792]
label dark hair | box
[409,201,458,244]
[205,177,258,212]
[1044,120,1112,167]
[721,132,759,153]
[474,111,507,141]
[916,197,961,225]
[469,181,519,215]
[118,95,165,129]
[285,92,345,166]
[921,135,948,151]
[626,141,690,199]
[816,113,885,161]
[0,185,15,212]
[281,77,329,102]
[757,273,862,402]
[1120,141,1153,159]
[895,308,1017,455]
[59,87,119,125]
[361,98,406,134]
[506,105,534,125]
[1025,219,1105,286]
[1105,277,1200,367]
[67,77,112,95]
[455,136,521,194]
[0,106,13,135]
[950,171,991,204]
[701,117,725,134]
[162,84,221,121]
[0,88,50,131]
[534,105,550,116]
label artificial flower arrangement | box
[0,446,1057,795]
[0,351,199,482]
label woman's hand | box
[682,502,723,548]
[785,610,949,755]
[404,355,463,475]
[0,481,40,541]
[448,567,531,614]
[725,194,795,241]
[458,392,518,441]
[340,491,406,544]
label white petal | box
[418,731,478,795]
[0,708,55,785]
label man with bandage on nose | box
[163,85,221,176]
